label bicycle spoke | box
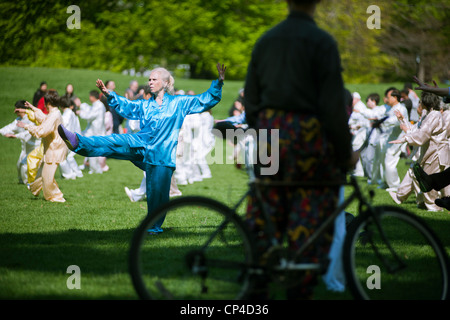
[129,197,254,300]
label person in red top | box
[33,82,49,114]
[37,96,48,114]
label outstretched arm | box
[24,101,40,113]
[96,79,111,97]
[24,101,46,124]
[96,78,144,119]
[217,63,227,82]
[413,76,449,97]
[184,63,227,115]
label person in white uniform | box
[378,88,409,191]
[0,101,41,184]
[196,110,215,179]
[404,82,420,123]
[78,90,106,174]
[348,92,370,177]
[353,93,389,183]
[182,112,204,184]
[59,96,84,179]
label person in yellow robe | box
[16,105,45,184]
[17,90,68,202]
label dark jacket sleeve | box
[243,44,261,128]
[315,41,353,169]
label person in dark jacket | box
[32,81,47,106]
[244,0,356,299]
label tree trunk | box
[416,58,425,82]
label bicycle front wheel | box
[343,205,449,300]
[129,196,255,300]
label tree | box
[1,0,447,82]
[0,0,286,79]
[0,0,68,66]
[314,0,396,83]
[120,0,286,79]
[378,0,450,82]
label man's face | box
[131,81,139,92]
[387,91,398,106]
[148,72,165,95]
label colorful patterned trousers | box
[246,110,344,299]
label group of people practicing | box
[3,81,114,188]
[1,85,80,203]
[347,78,450,212]
[2,70,226,204]
[2,0,450,300]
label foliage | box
[0,0,448,82]
[377,0,450,82]
[316,0,396,83]
[0,0,285,80]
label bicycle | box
[129,119,450,300]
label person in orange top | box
[17,90,68,202]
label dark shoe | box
[58,124,78,150]
[413,163,434,192]
[435,197,450,211]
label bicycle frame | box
[201,116,404,278]
[238,118,404,271]
[244,173,407,277]
[251,175,362,263]
[130,116,449,300]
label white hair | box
[150,67,175,95]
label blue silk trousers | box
[74,133,174,230]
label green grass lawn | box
[0,66,449,300]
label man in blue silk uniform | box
[59,63,227,233]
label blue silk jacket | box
[107,79,223,168]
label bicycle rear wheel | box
[343,205,449,300]
[129,196,255,300]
